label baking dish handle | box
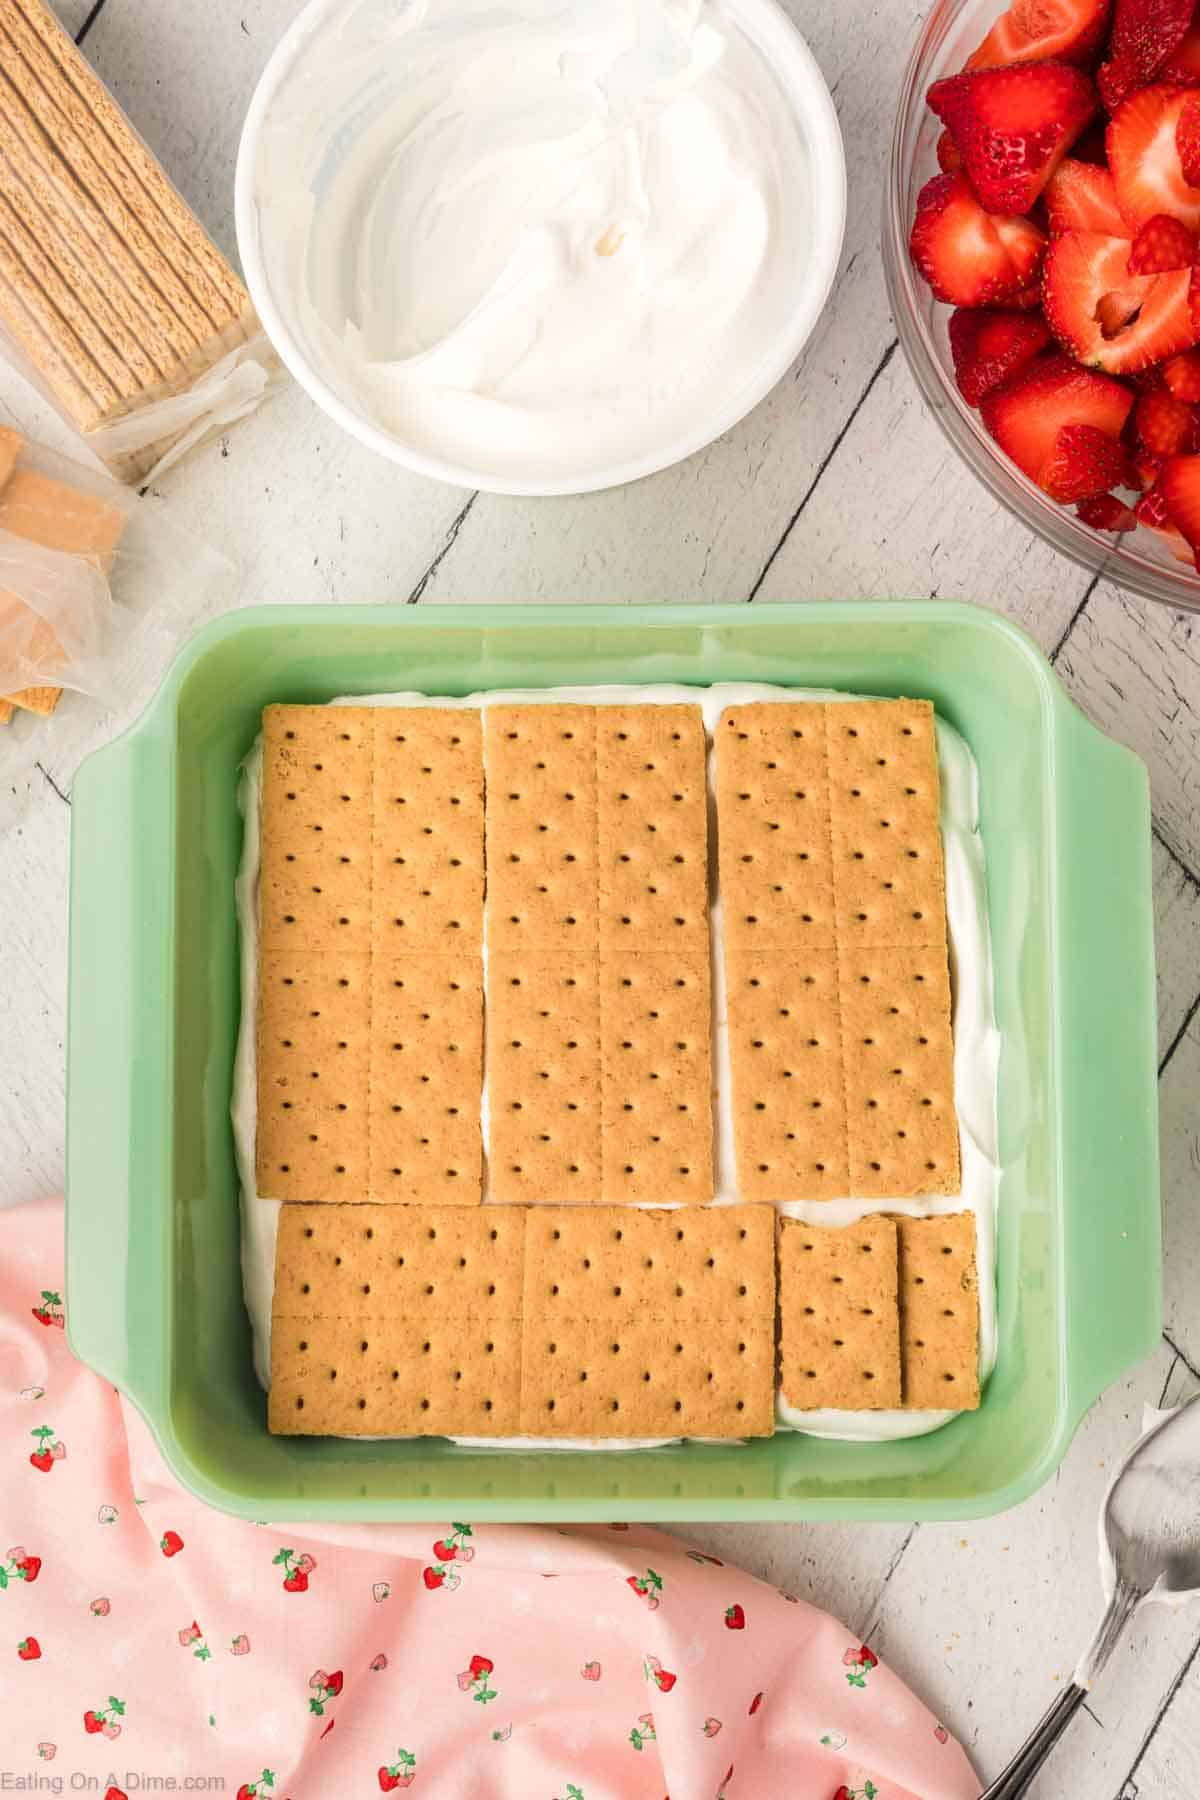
[1055,697,1161,1427]
[65,721,173,1423]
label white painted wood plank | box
[0,794,69,1203]
[1159,1016,1200,1370]
[1056,587,1200,880]
[1153,836,1200,1062]
[750,350,1092,654]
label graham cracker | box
[487,951,601,1201]
[718,700,959,1203]
[484,704,598,952]
[896,1213,980,1410]
[258,705,485,1205]
[270,1203,524,1435]
[596,704,708,953]
[369,955,483,1204]
[599,953,713,1203]
[0,466,125,716]
[778,1215,902,1410]
[715,702,837,949]
[0,697,11,723]
[839,947,960,1198]
[725,948,850,1201]
[519,1205,775,1437]
[256,950,371,1202]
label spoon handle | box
[978,1579,1145,1799]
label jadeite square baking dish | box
[65,602,1160,1522]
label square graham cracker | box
[718,699,959,1204]
[270,1204,524,1434]
[257,705,485,1204]
[896,1212,980,1410]
[519,1205,775,1436]
[778,1215,901,1410]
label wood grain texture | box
[1,4,1198,1794]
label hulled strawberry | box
[980,352,1134,488]
[1128,212,1197,270]
[1163,348,1200,396]
[1176,91,1200,182]
[1041,421,1133,497]
[1109,85,1200,232]
[949,306,1051,402]
[909,174,1046,306]
[1160,450,1200,545]
[1043,230,1196,370]
[928,62,1098,213]
[1045,158,1130,235]
[1100,0,1194,109]
[1162,22,1200,81]
[1135,381,1198,452]
[1077,491,1139,525]
[967,0,1111,70]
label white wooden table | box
[2,1,1198,1792]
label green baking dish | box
[65,602,1160,1522]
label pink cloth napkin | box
[0,1197,977,1800]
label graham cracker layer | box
[717,701,960,1202]
[484,703,713,1205]
[778,1215,902,1409]
[257,706,485,1205]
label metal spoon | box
[981,1392,1200,1799]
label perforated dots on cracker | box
[487,952,601,1203]
[260,706,375,953]
[256,952,370,1202]
[372,709,483,949]
[369,956,483,1204]
[597,704,708,952]
[778,1215,902,1410]
[896,1213,980,1410]
[600,953,713,1203]
[827,700,946,949]
[484,705,598,952]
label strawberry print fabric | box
[1,1198,978,1800]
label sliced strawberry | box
[949,307,1051,404]
[1134,448,1165,484]
[937,130,963,173]
[1043,229,1197,370]
[1011,282,1048,307]
[968,0,1112,68]
[1163,346,1200,395]
[1044,159,1129,235]
[1077,492,1139,527]
[1136,478,1173,523]
[1040,421,1134,498]
[1135,380,1198,450]
[980,352,1134,491]
[1128,212,1197,270]
[1071,118,1114,164]
[1176,92,1200,184]
[1162,22,1200,81]
[909,173,1046,306]
[1160,448,1200,540]
[1099,0,1194,110]
[928,63,1098,214]
[1109,85,1200,232]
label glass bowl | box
[883,0,1200,614]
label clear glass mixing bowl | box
[883,0,1200,614]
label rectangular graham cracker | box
[0,465,126,716]
[519,1205,775,1437]
[717,700,959,1202]
[484,705,600,1203]
[0,0,264,480]
[896,1212,980,1410]
[778,1215,902,1410]
[596,705,713,1203]
[269,1203,524,1435]
[256,705,485,1204]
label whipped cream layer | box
[251,0,812,483]
[233,685,1001,1446]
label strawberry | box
[325,1670,344,1696]
[859,1647,880,1670]
[1077,491,1139,525]
[1162,22,1200,81]
[724,1603,746,1630]
[1043,421,1132,498]
[949,307,1050,404]
[17,1636,40,1660]
[1161,449,1200,540]
[980,352,1134,485]
[160,1531,184,1558]
[1177,91,1200,184]
[1099,0,1194,110]
[967,0,1111,69]
[653,1667,677,1692]
[1045,159,1129,235]
[1135,381,1198,451]
[468,1655,494,1678]
[105,1790,129,1800]
[19,1555,41,1583]
[29,1450,52,1473]
[1163,347,1200,395]
[377,1775,399,1794]
[927,62,1097,214]
[1011,282,1047,307]
[1043,230,1196,370]
[1136,477,1173,522]
[422,1567,444,1590]
[31,1308,51,1326]
[936,130,962,172]
[1128,212,1196,271]
[1109,85,1200,232]
[282,1571,308,1592]
[909,174,1045,306]
[83,1711,103,1734]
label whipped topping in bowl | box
[238,0,844,491]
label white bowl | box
[235,0,846,497]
